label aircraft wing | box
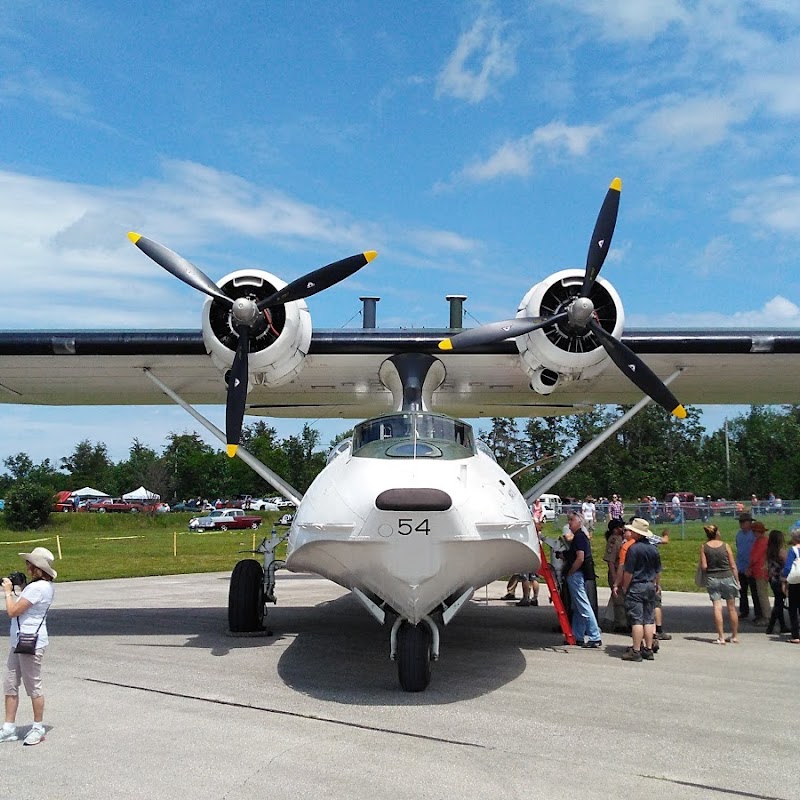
[1,328,799,419]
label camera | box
[3,571,26,589]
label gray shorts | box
[625,583,656,626]
[707,575,739,602]
[4,647,45,698]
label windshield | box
[351,413,475,460]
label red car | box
[86,498,151,513]
[188,508,263,531]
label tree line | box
[1,405,799,505]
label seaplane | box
[2,178,799,691]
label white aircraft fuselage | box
[286,412,540,624]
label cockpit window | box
[352,413,475,460]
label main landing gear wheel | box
[396,621,432,692]
[228,559,265,632]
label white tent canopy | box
[122,486,160,501]
[70,487,111,498]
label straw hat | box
[19,546,57,578]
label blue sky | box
[1,0,799,467]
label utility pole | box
[724,418,731,497]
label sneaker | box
[531,598,539,606]
[581,639,602,648]
[655,632,672,640]
[641,647,655,660]
[0,726,19,743]
[621,648,642,662]
[501,593,516,601]
[23,726,44,746]
[752,617,769,626]
[515,599,531,607]
[651,640,660,654]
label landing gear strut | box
[228,528,286,633]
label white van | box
[537,493,562,522]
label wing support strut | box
[524,369,684,502]
[142,368,303,506]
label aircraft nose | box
[375,488,452,511]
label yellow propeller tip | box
[610,177,622,191]
[127,231,141,244]
[672,405,687,419]
[226,445,238,458]
[364,250,378,263]
[438,339,453,351]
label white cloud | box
[0,66,92,118]
[452,121,604,184]
[627,295,800,328]
[0,162,481,327]
[568,0,689,41]
[436,9,517,103]
[731,176,800,238]
[635,95,749,151]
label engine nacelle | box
[516,269,624,393]
[201,269,311,387]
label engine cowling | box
[201,269,311,387]
[516,269,624,393]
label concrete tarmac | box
[1,572,794,800]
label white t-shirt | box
[581,501,596,522]
[9,580,54,649]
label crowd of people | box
[507,498,800,659]
[703,512,800,644]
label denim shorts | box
[706,575,739,602]
[624,583,656,625]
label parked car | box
[86,498,167,513]
[53,490,77,512]
[224,495,279,511]
[188,508,263,531]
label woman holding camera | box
[0,547,56,746]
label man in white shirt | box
[671,493,682,523]
[581,496,596,536]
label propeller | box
[437,178,687,419]
[128,232,378,455]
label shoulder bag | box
[695,560,707,587]
[14,613,46,655]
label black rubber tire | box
[97,508,106,514]
[396,622,432,692]
[130,508,139,514]
[220,524,228,531]
[228,559,265,632]
[250,522,259,529]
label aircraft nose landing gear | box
[391,616,439,692]
[228,528,286,635]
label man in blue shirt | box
[563,511,602,648]
[618,518,662,661]
[735,512,761,620]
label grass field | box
[0,511,794,592]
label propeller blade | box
[128,232,233,306]
[439,313,567,351]
[225,329,250,457]
[580,177,621,297]
[588,320,686,419]
[257,251,377,310]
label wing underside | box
[1,328,799,416]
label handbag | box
[14,614,46,655]
[788,546,800,585]
[695,561,707,587]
